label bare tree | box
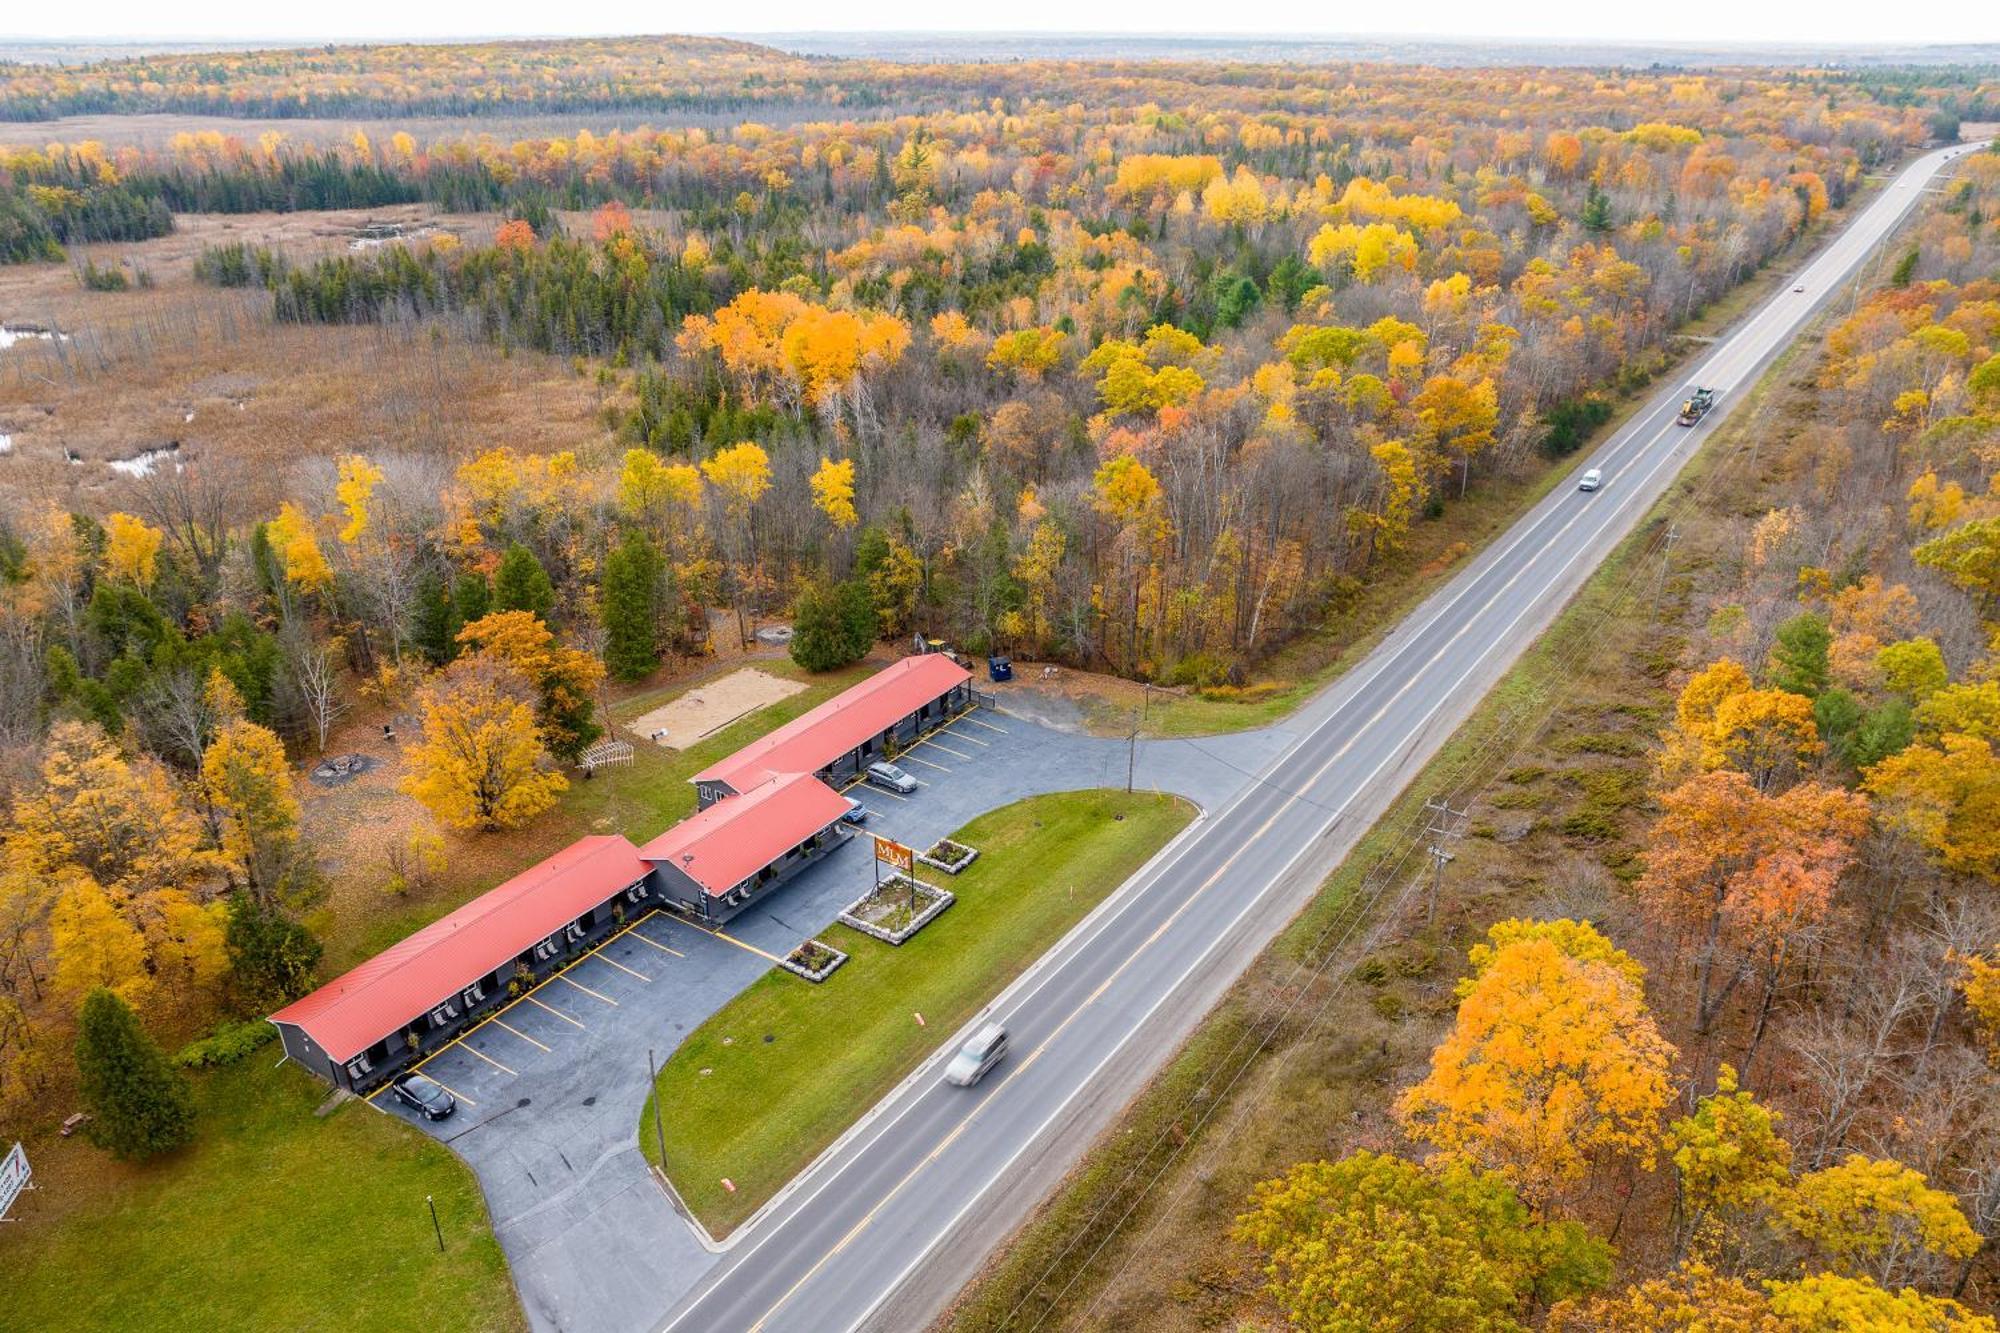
[290,634,345,754]
[1789,964,1921,1170]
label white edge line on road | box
[655,142,1972,1333]
[828,143,1970,1333]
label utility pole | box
[1127,682,1152,796]
[1653,523,1681,611]
[1422,796,1469,928]
[427,1194,444,1252]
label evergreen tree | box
[411,569,461,666]
[600,530,662,681]
[791,578,880,672]
[75,988,196,1161]
[1891,247,1920,286]
[493,543,555,621]
[835,578,881,659]
[225,893,323,1010]
[1768,611,1832,698]
[1580,182,1613,233]
[453,570,491,627]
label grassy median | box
[641,788,1195,1236]
[0,1057,521,1331]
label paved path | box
[654,143,1984,1333]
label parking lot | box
[380,698,1284,1332]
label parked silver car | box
[866,760,919,794]
[945,1023,1009,1087]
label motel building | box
[268,835,656,1093]
[640,770,854,921]
[690,651,974,808]
[270,651,977,1092]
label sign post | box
[874,836,918,912]
[0,1141,32,1221]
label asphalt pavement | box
[654,142,1985,1333]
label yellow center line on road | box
[713,930,788,965]
[592,952,653,983]
[557,973,620,1006]
[525,994,586,1028]
[490,1018,552,1053]
[917,737,972,761]
[453,1040,518,1077]
[627,930,685,958]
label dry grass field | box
[0,207,607,521]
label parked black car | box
[392,1071,457,1121]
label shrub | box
[1540,397,1614,458]
[174,1019,278,1069]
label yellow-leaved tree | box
[810,456,859,530]
[399,660,568,831]
[1397,919,1675,1206]
[265,501,333,592]
[334,453,384,545]
[201,715,301,895]
[103,512,164,586]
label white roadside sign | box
[0,1141,30,1219]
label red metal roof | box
[638,772,850,896]
[270,835,650,1063]
[692,654,972,793]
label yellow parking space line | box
[868,785,909,802]
[454,1040,517,1077]
[422,1075,477,1108]
[905,754,951,774]
[712,930,787,965]
[593,952,653,983]
[490,1018,551,1053]
[526,994,585,1028]
[917,737,972,761]
[558,973,619,1006]
[962,716,1008,734]
[627,930,685,958]
[941,727,990,746]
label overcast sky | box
[0,1,1991,47]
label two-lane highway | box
[657,142,1981,1333]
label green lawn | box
[0,1057,520,1332]
[641,788,1195,1236]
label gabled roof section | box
[639,772,850,896]
[691,654,971,793]
[270,835,650,1063]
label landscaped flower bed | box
[916,838,979,875]
[838,874,954,945]
[779,938,848,983]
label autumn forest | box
[2,31,2000,1332]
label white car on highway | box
[945,1023,1008,1087]
[1578,468,1603,492]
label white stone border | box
[779,938,849,983]
[916,840,979,875]
[838,875,954,945]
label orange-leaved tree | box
[1397,918,1675,1208]
[1637,772,1868,1039]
